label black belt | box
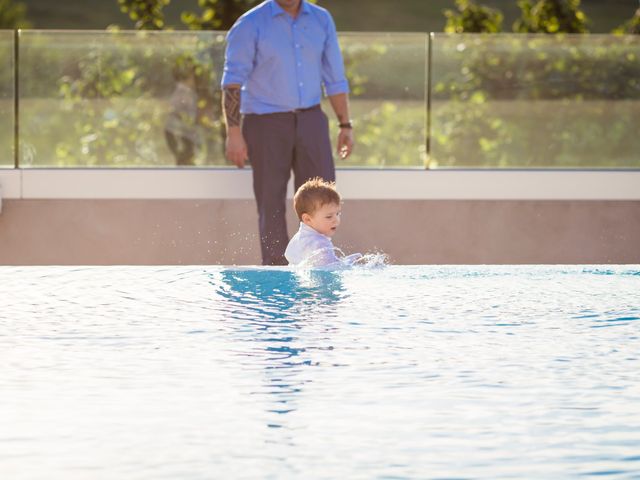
[290,104,320,113]
[245,105,321,117]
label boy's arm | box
[308,247,341,268]
[307,236,343,267]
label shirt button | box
[299,82,303,86]
[295,44,300,48]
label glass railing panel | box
[326,33,427,168]
[0,31,14,168]
[19,30,426,169]
[430,34,640,168]
[19,30,225,167]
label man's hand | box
[328,93,354,159]
[337,127,354,159]
[226,128,248,168]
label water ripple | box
[0,265,639,479]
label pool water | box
[1,265,639,479]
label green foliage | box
[514,0,589,34]
[0,32,12,166]
[13,2,640,170]
[332,35,426,167]
[181,0,258,31]
[443,0,503,33]
[0,0,30,28]
[180,0,317,31]
[613,7,640,35]
[178,1,261,165]
[51,36,164,165]
[341,101,425,167]
[118,0,170,30]
[430,35,640,167]
[18,31,226,167]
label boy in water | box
[285,178,361,268]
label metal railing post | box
[14,29,19,169]
[425,32,433,170]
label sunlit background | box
[1,2,640,478]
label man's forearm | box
[328,93,351,125]
[328,92,355,159]
[222,85,242,131]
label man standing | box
[221,0,354,266]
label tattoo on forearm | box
[223,87,241,128]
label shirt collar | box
[299,222,329,239]
[270,0,310,17]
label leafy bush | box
[0,31,13,166]
[613,7,640,35]
[513,0,589,34]
[19,31,225,167]
[11,25,640,169]
[430,34,640,167]
[443,0,503,33]
[0,0,30,29]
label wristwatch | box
[338,121,353,129]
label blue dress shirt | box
[221,0,350,114]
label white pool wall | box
[0,168,639,264]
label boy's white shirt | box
[285,222,341,267]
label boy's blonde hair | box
[293,177,341,220]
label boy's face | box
[302,202,341,237]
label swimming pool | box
[1,265,639,479]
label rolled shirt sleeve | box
[221,16,256,88]
[321,13,349,96]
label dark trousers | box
[242,105,335,265]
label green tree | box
[177,1,261,165]
[613,7,640,34]
[443,0,503,33]
[180,0,318,31]
[118,0,170,30]
[117,0,301,32]
[113,0,248,164]
[514,0,589,33]
[0,0,30,28]
[181,0,258,31]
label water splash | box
[354,251,389,269]
[294,248,390,271]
